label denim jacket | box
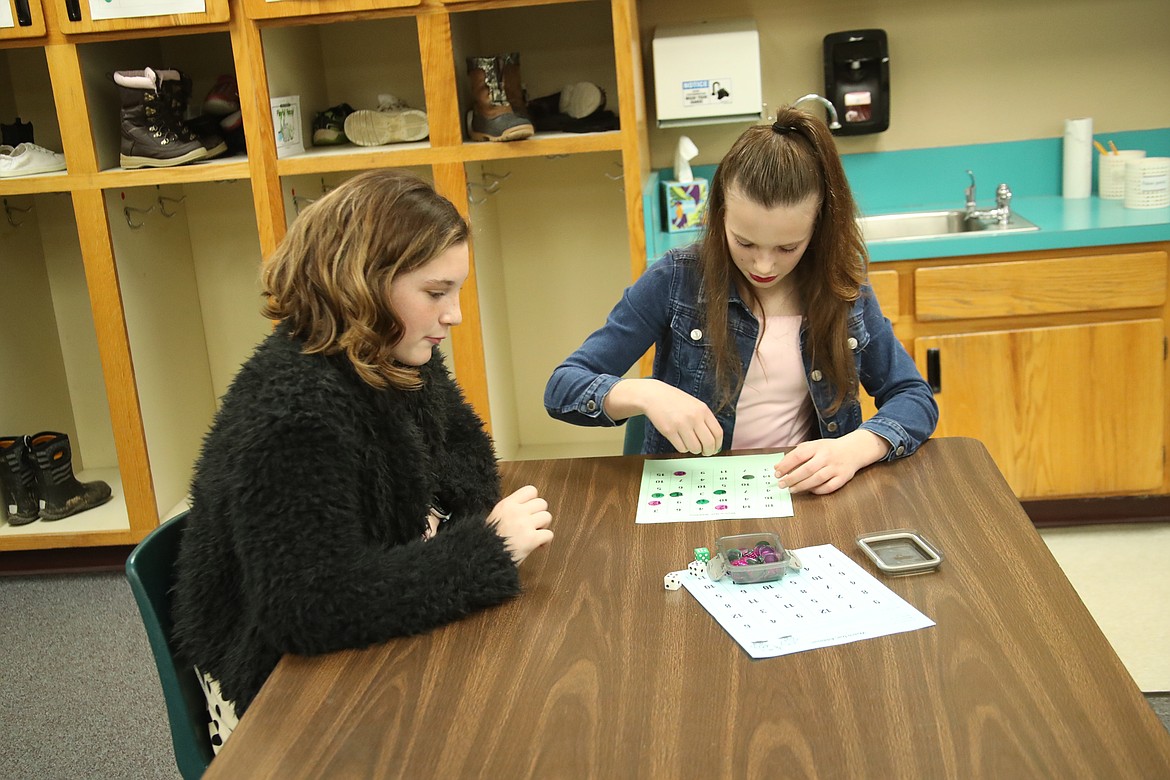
[544,247,938,459]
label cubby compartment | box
[0,44,66,181]
[76,31,240,174]
[449,1,618,144]
[261,16,426,159]
[0,193,126,544]
[105,179,268,520]
[467,153,629,461]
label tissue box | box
[662,179,708,233]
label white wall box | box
[651,18,762,128]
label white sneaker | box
[344,93,429,146]
[0,143,67,178]
[558,82,605,119]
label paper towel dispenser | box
[652,19,763,128]
[823,29,889,136]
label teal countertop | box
[644,127,1170,264]
[864,195,1170,262]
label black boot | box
[1,116,35,147]
[156,68,228,159]
[26,431,112,521]
[112,68,208,169]
[0,435,40,525]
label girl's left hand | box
[774,430,891,495]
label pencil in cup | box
[1098,150,1145,200]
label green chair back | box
[125,510,212,779]
[623,414,647,455]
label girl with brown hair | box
[546,106,937,495]
[172,169,552,749]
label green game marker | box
[713,489,727,495]
[651,492,664,498]
[696,499,710,504]
[670,491,683,497]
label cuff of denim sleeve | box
[860,419,910,462]
[577,374,621,424]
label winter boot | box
[113,68,208,169]
[26,431,112,521]
[498,52,529,119]
[0,435,40,525]
[466,56,534,142]
[156,68,228,159]
[1,116,34,147]
[343,94,429,146]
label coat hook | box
[290,188,317,216]
[4,198,33,228]
[124,203,155,229]
[481,170,511,183]
[467,180,500,194]
[157,194,186,217]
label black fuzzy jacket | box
[171,326,519,714]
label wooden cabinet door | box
[1,0,46,39]
[916,319,1164,499]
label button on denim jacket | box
[544,247,939,459]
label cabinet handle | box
[15,0,31,25]
[63,0,81,22]
[926,348,941,394]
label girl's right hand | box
[487,485,554,564]
[607,378,722,456]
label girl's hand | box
[774,430,891,495]
[606,379,722,456]
[487,485,554,564]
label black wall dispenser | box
[823,29,889,136]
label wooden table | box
[204,438,1170,778]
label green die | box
[694,547,711,563]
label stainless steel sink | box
[857,209,1039,242]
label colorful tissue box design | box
[662,179,708,233]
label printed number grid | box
[636,453,793,523]
[679,544,935,658]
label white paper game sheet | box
[636,453,794,524]
[679,544,935,658]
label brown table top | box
[204,437,1170,778]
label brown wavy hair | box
[698,106,868,414]
[261,169,469,390]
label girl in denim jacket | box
[545,107,938,495]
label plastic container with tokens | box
[707,531,801,584]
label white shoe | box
[344,93,429,146]
[558,82,605,119]
[0,143,67,178]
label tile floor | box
[1039,522,1170,692]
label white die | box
[663,573,683,591]
[687,560,708,578]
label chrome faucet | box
[964,170,1013,226]
[792,93,842,130]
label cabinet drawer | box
[868,268,899,322]
[915,251,1167,321]
[50,0,229,34]
[1,0,46,39]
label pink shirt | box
[731,315,814,450]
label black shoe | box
[26,431,112,521]
[1,116,34,147]
[1,435,40,525]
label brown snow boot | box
[466,55,533,142]
[498,52,529,119]
[0,435,40,525]
[26,431,112,521]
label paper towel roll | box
[1062,117,1093,199]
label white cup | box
[1098,150,1145,200]
[1125,157,1170,210]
